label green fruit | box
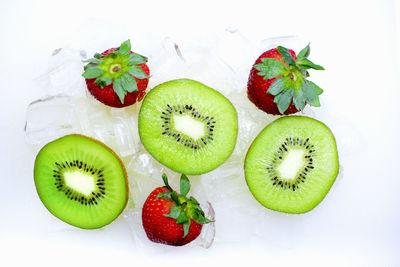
[244,116,339,214]
[138,79,238,175]
[34,134,128,229]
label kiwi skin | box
[34,134,129,229]
[244,116,339,214]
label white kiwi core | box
[64,171,96,196]
[173,114,205,140]
[277,149,305,181]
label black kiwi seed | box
[159,104,216,150]
[267,137,315,191]
[53,161,106,206]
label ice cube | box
[35,47,87,97]
[147,37,188,87]
[24,95,77,145]
[109,106,142,157]
[193,201,216,248]
[216,28,258,90]
[161,31,247,95]
[73,97,116,149]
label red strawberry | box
[142,174,212,246]
[82,40,150,108]
[247,44,324,115]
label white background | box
[1,0,399,266]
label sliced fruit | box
[34,134,128,229]
[138,79,238,175]
[244,116,339,213]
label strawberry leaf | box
[254,58,288,79]
[183,221,191,237]
[274,88,294,114]
[164,205,181,219]
[120,73,138,93]
[311,81,323,95]
[267,77,290,96]
[180,174,190,197]
[162,173,173,192]
[308,95,320,107]
[305,80,323,95]
[113,78,127,104]
[128,53,148,65]
[128,65,149,79]
[176,209,189,224]
[82,67,104,79]
[293,90,306,111]
[297,43,310,59]
[82,58,102,64]
[119,39,131,55]
[94,76,112,88]
[83,63,98,71]
[302,80,323,107]
[189,196,199,205]
[156,191,172,200]
[191,206,213,224]
[94,53,103,59]
[277,46,296,66]
[296,58,325,70]
[171,191,180,205]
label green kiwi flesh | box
[34,134,128,229]
[244,116,339,214]
[138,79,238,175]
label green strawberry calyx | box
[82,39,149,104]
[254,44,324,114]
[156,173,213,237]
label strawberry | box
[82,40,150,108]
[142,174,212,246]
[247,44,324,115]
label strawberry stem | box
[110,63,122,73]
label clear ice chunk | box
[73,97,116,147]
[190,201,216,248]
[147,37,188,87]
[24,95,76,145]
[160,30,248,95]
[125,152,169,209]
[35,47,87,97]
[216,28,258,91]
[109,106,142,157]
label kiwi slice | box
[244,116,339,214]
[34,134,128,229]
[138,79,238,175]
